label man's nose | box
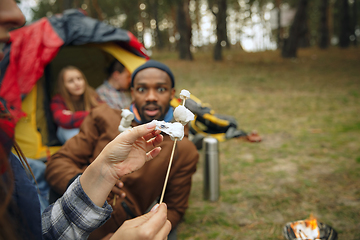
[0,0,26,30]
[145,89,158,102]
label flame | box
[290,215,320,239]
[307,214,318,230]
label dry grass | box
[152,47,360,240]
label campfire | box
[290,215,320,239]
[283,215,338,240]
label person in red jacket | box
[50,66,103,143]
[1,2,171,239]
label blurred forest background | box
[22,0,359,59]
[18,0,360,239]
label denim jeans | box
[27,158,50,213]
[56,127,80,144]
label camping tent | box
[0,9,148,159]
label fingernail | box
[150,203,159,212]
[147,121,156,129]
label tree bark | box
[63,0,72,11]
[297,14,310,48]
[92,0,104,21]
[319,0,329,49]
[214,0,228,61]
[176,0,193,60]
[281,0,308,58]
[339,0,351,48]
[276,0,282,49]
[150,0,164,50]
[353,0,358,46]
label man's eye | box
[137,87,146,92]
[158,87,166,92]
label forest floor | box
[151,46,360,240]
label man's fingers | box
[111,185,126,198]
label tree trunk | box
[92,0,104,21]
[151,0,164,50]
[63,0,72,11]
[73,0,80,8]
[339,0,350,48]
[353,0,358,46]
[214,0,227,61]
[177,0,193,60]
[281,0,308,58]
[297,14,310,48]
[84,0,92,17]
[319,0,329,49]
[276,0,282,49]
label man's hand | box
[107,180,126,203]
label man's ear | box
[131,87,135,101]
[170,88,176,100]
[112,71,120,78]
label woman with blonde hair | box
[51,66,102,143]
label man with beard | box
[45,60,199,240]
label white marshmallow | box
[173,105,195,126]
[152,120,184,140]
[118,109,134,132]
[180,89,190,100]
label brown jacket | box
[45,104,199,239]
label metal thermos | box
[203,137,219,201]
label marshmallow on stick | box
[173,89,194,126]
[118,109,134,132]
[153,121,184,140]
[173,105,194,126]
[159,89,194,204]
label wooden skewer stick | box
[159,138,178,204]
[159,94,188,204]
[182,97,186,106]
[113,195,117,206]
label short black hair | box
[107,60,126,77]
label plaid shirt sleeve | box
[50,94,89,129]
[96,82,132,110]
[42,177,113,240]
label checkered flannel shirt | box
[96,81,132,110]
[42,177,112,239]
[50,94,89,129]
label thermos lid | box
[203,137,218,152]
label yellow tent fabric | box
[93,42,147,73]
[13,45,147,159]
[13,84,61,159]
